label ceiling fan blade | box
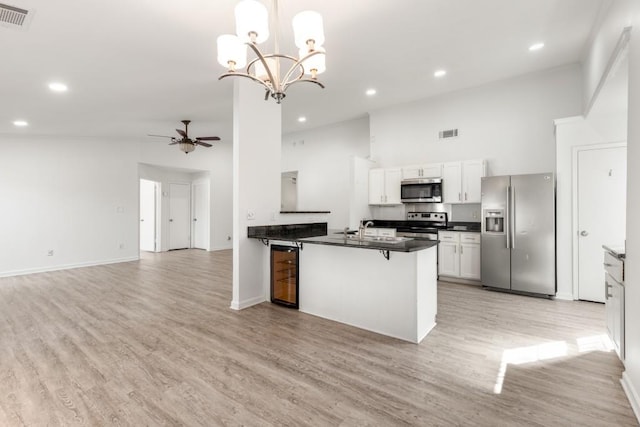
[168,141,178,145]
[196,136,221,141]
[175,129,187,138]
[195,141,212,147]
[147,134,174,139]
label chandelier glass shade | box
[216,0,326,103]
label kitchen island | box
[249,224,438,343]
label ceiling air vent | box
[438,128,459,140]
[0,3,33,30]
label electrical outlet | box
[227,236,231,241]
[119,243,124,249]
[47,249,54,256]
[247,210,255,220]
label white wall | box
[0,133,233,277]
[138,164,207,252]
[0,137,139,276]
[138,138,233,251]
[370,64,582,175]
[625,18,640,420]
[282,117,370,229]
[554,117,624,300]
[582,0,640,420]
[231,79,282,310]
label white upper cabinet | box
[369,168,402,205]
[442,163,463,203]
[442,160,486,204]
[402,163,442,179]
[462,160,485,203]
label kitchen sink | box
[331,235,413,244]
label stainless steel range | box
[396,212,448,241]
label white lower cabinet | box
[460,242,481,279]
[438,231,481,282]
[604,252,624,361]
[438,241,459,277]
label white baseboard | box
[554,292,574,301]
[210,244,233,252]
[230,295,267,310]
[0,256,140,279]
[622,372,640,423]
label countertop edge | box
[280,211,331,214]
[602,244,626,259]
[249,234,438,253]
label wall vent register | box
[438,128,459,139]
[0,3,32,29]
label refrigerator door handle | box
[511,187,516,249]
[506,186,511,249]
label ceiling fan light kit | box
[216,0,326,103]
[148,120,220,154]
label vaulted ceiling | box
[0,0,607,142]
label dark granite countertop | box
[298,234,438,253]
[248,223,437,253]
[445,222,481,232]
[248,223,327,240]
[280,210,331,214]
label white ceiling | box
[0,0,607,143]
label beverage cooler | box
[270,245,299,308]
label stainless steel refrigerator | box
[481,173,556,296]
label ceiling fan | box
[148,120,220,154]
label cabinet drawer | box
[438,231,459,242]
[604,252,624,283]
[460,233,480,244]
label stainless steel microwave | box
[400,178,442,203]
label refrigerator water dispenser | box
[484,209,504,234]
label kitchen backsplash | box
[371,203,480,222]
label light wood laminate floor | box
[0,249,636,426]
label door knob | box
[169,219,173,222]
[193,218,197,222]
[580,230,588,237]
[140,219,144,222]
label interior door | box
[139,179,157,252]
[578,146,627,302]
[169,183,191,250]
[192,181,209,250]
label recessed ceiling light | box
[13,120,28,127]
[298,116,307,123]
[48,82,68,92]
[365,88,377,96]
[434,70,447,78]
[529,42,545,51]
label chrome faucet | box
[359,220,374,238]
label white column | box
[231,79,282,310]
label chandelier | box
[216,0,326,103]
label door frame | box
[138,179,162,253]
[571,141,626,299]
[168,181,192,250]
[191,178,210,250]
